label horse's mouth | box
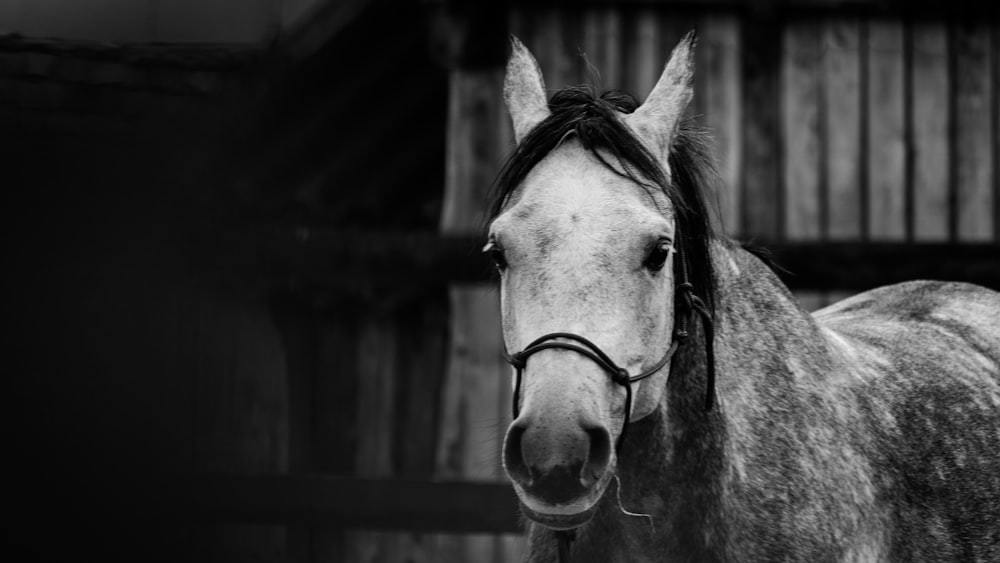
[518,499,599,530]
[513,470,614,530]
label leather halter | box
[503,332,679,452]
[501,244,716,437]
[500,243,716,562]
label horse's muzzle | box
[502,415,613,526]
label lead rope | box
[674,233,716,411]
[503,243,716,563]
[556,530,575,561]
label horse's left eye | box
[483,241,507,271]
[644,241,671,272]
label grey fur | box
[523,241,1000,562]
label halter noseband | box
[503,332,679,452]
[501,244,716,443]
[500,280,714,453]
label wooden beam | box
[148,474,522,534]
[278,0,374,60]
[249,229,1000,293]
[504,0,1000,15]
[763,242,1000,290]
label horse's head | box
[491,33,700,529]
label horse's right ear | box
[504,36,550,144]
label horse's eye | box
[644,241,671,272]
[483,241,508,271]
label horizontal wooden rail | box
[251,228,1000,294]
[503,0,998,13]
[764,242,1000,292]
[140,474,522,534]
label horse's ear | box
[625,30,696,159]
[504,36,550,143]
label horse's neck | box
[659,239,827,425]
[602,240,835,559]
[707,239,836,414]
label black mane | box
[488,86,719,315]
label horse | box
[487,32,1000,562]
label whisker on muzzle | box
[613,473,655,534]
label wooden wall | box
[7,3,997,563]
[423,4,999,562]
[0,0,322,43]
[505,5,999,311]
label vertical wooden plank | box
[344,303,450,563]
[700,14,743,236]
[439,71,505,234]
[742,13,782,239]
[436,65,522,562]
[655,13,700,115]
[192,294,290,562]
[310,307,362,563]
[911,22,950,241]
[495,15,524,562]
[354,316,397,477]
[313,311,360,474]
[628,7,662,99]
[435,288,509,480]
[824,17,863,241]
[581,6,623,89]
[803,17,864,310]
[383,298,451,563]
[344,313,401,563]
[394,298,449,478]
[782,19,823,241]
[532,7,576,94]
[995,23,1000,242]
[434,288,511,563]
[267,296,318,475]
[335,296,454,562]
[867,19,906,240]
[953,21,994,241]
[270,295,349,563]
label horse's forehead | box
[509,143,669,230]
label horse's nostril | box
[582,426,612,487]
[503,422,533,484]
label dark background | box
[4,0,456,560]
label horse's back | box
[815,280,1000,561]
[817,279,1000,344]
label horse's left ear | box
[625,30,696,159]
